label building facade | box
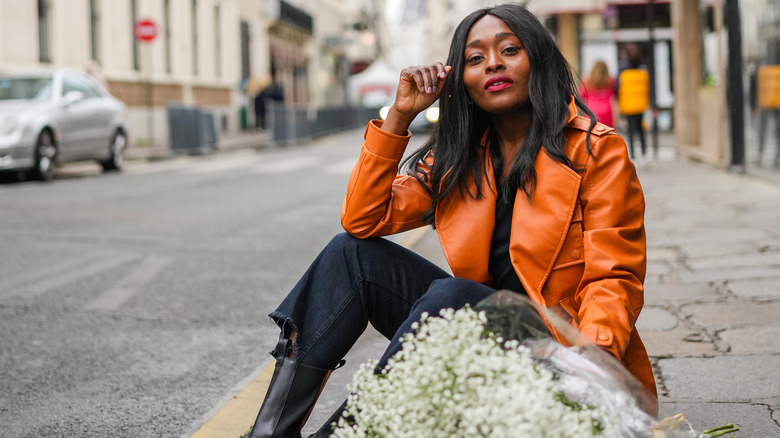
[0,0,242,146]
[743,0,780,175]
[529,0,780,178]
[0,0,378,148]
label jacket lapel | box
[435,149,496,284]
[435,97,581,291]
[510,151,581,303]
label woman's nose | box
[484,52,504,72]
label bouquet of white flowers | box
[331,291,697,438]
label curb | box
[186,361,275,438]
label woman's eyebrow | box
[465,32,517,48]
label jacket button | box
[598,333,610,341]
[571,249,582,259]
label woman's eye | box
[466,55,483,63]
[503,46,520,54]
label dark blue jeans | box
[269,232,496,372]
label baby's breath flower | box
[331,307,608,438]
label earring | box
[467,95,473,105]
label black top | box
[488,183,527,295]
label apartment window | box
[192,0,198,76]
[37,0,51,63]
[131,0,140,70]
[90,0,101,62]
[214,5,221,77]
[164,0,172,73]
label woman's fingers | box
[421,65,437,94]
[403,64,449,95]
[394,62,451,119]
[433,62,449,81]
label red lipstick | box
[485,76,514,92]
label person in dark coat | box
[254,81,284,130]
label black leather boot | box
[307,400,348,438]
[247,337,331,438]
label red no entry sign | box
[134,18,158,42]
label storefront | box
[743,0,780,173]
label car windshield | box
[0,76,53,101]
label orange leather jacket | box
[341,101,657,410]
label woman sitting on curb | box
[247,4,656,437]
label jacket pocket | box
[551,296,579,327]
[546,205,585,302]
[553,203,584,271]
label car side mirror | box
[63,90,85,106]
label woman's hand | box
[382,63,451,135]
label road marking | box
[186,156,258,174]
[3,253,138,300]
[186,229,431,438]
[252,156,318,174]
[126,157,199,174]
[1,253,103,295]
[323,158,357,175]
[85,255,175,310]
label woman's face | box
[462,15,531,116]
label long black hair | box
[401,3,596,225]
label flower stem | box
[708,428,740,437]
[702,424,733,434]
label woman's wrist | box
[381,106,417,136]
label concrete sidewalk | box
[187,141,780,437]
[636,156,780,437]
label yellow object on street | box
[758,65,780,109]
[618,68,650,115]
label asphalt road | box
[0,128,423,437]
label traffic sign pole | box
[135,19,158,147]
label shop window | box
[616,3,670,29]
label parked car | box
[0,68,128,180]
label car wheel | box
[101,130,127,172]
[31,130,57,181]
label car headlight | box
[0,117,21,137]
[379,106,390,120]
[425,107,440,123]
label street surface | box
[0,128,414,437]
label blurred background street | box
[0,129,362,437]
[2,0,780,437]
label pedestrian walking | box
[579,60,616,127]
[253,77,284,131]
[246,4,656,437]
[616,43,649,159]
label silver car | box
[0,68,128,180]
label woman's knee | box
[325,232,389,255]
[325,232,360,253]
[414,277,494,314]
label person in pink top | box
[579,60,615,127]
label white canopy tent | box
[348,60,399,107]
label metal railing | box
[167,104,219,154]
[267,103,380,145]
